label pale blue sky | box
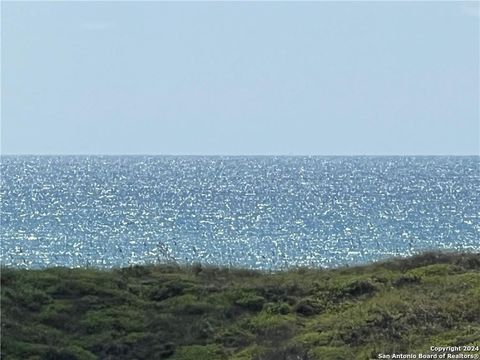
[2,1,479,155]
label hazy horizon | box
[1,154,479,157]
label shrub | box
[340,279,377,297]
[235,294,266,312]
[263,302,291,315]
[148,281,187,301]
[293,298,323,316]
[393,274,421,287]
[170,344,225,360]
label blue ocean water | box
[1,156,479,269]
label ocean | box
[1,156,478,269]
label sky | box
[1,1,479,155]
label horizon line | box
[1,153,479,157]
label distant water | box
[1,156,479,269]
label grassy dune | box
[1,252,480,360]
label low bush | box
[2,251,479,360]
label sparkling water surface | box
[1,156,479,269]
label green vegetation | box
[2,252,479,359]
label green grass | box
[1,252,479,360]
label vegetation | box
[1,252,479,359]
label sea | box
[1,156,479,269]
